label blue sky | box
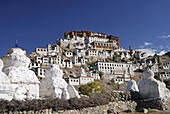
[0,0,170,57]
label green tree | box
[99,71,104,78]
[91,62,95,70]
[157,55,161,64]
[113,52,119,62]
[79,82,104,95]
[129,45,132,51]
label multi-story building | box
[86,49,99,57]
[88,70,100,80]
[64,30,106,39]
[49,56,61,65]
[65,75,79,86]
[72,56,86,66]
[31,67,46,79]
[29,62,40,69]
[35,48,47,55]
[42,56,49,65]
[96,61,133,76]
[107,35,119,47]
[47,44,60,56]
[92,41,116,51]
[162,62,170,69]
[159,72,170,80]
[64,51,73,58]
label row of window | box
[80,78,93,80]
[160,75,169,77]
[115,79,123,81]
[37,49,47,52]
[95,43,113,47]
[98,63,131,67]
[70,79,79,82]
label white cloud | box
[144,42,153,46]
[158,45,164,50]
[139,45,145,49]
[158,50,166,55]
[136,48,156,56]
[157,35,170,39]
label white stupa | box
[0,59,13,101]
[2,48,40,100]
[125,79,139,92]
[40,64,80,99]
[138,68,170,99]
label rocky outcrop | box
[40,64,80,99]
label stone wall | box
[5,101,137,114]
[136,98,169,110]
[1,92,169,113]
[110,91,131,101]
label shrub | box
[111,78,115,84]
[99,71,104,78]
[79,82,104,96]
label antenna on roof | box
[15,39,18,48]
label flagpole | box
[15,39,18,48]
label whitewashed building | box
[88,70,100,80]
[47,44,60,56]
[150,64,159,73]
[96,62,134,76]
[60,59,66,68]
[49,56,61,64]
[114,77,124,84]
[86,49,98,57]
[74,49,86,57]
[98,50,110,58]
[162,62,170,69]
[57,35,85,49]
[78,68,94,85]
[64,51,73,58]
[65,75,79,86]
[65,59,73,68]
[29,62,40,69]
[42,56,49,65]
[34,56,42,64]
[72,56,86,66]
[31,68,46,78]
[79,76,94,85]
[85,36,108,44]
[159,72,170,80]
[35,48,47,55]
[37,68,46,78]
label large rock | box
[125,79,139,92]
[0,59,13,101]
[138,68,170,99]
[2,48,40,100]
[40,64,80,99]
